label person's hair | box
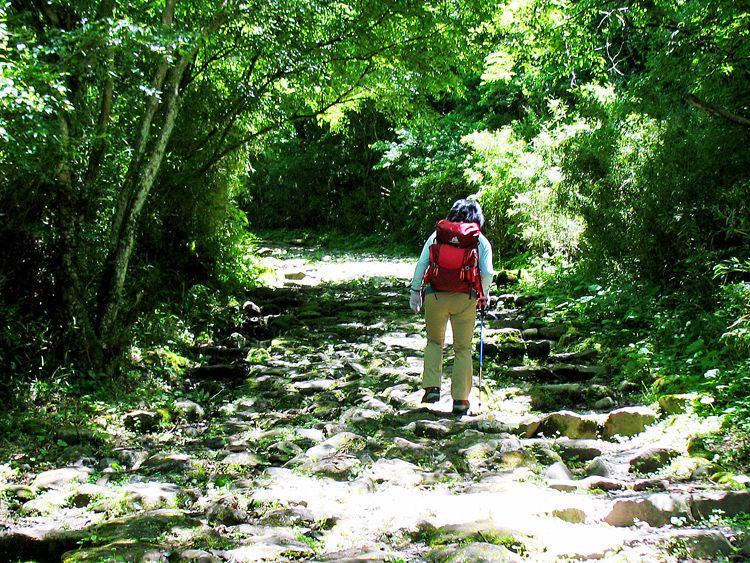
[446,199,484,228]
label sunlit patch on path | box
[257,243,415,285]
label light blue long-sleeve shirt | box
[410,231,494,295]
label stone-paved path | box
[1,242,748,562]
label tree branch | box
[685,93,750,128]
[84,0,117,186]
[195,63,375,177]
[315,7,392,50]
[107,0,178,252]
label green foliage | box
[1,0,495,382]
[243,98,489,247]
[414,522,526,554]
[555,109,750,280]
[295,530,324,551]
[714,259,750,353]
[253,229,414,261]
[446,0,750,279]
[373,111,478,241]
[464,104,587,259]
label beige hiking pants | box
[422,291,477,401]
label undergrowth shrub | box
[374,112,474,242]
[464,101,587,261]
[243,105,397,235]
[517,259,745,393]
[557,106,750,283]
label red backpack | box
[422,220,484,297]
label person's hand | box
[410,289,423,313]
[477,293,490,311]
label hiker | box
[409,199,494,416]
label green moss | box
[63,540,164,562]
[413,523,525,554]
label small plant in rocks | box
[294,529,325,551]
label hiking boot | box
[452,400,470,416]
[421,387,440,403]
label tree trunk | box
[107,0,177,252]
[94,1,230,371]
[54,114,101,368]
[84,74,114,187]
[96,52,193,366]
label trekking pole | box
[478,306,485,410]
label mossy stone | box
[62,541,166,562]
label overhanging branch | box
[685,93,750,128]
[196,63,375,177]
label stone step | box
[526,341,553,360]
[551,364,606,381]
[522,406,659,442]
[536,325,567,340]
[524,411,601,440]
[506,366,556,382]
[190,345,249,360]
[553,438,607,462]
[503,364,604,383]
[188,364,249,380]
[481,341,526,360]
[551,349,599,363]
[484,313,524,330]
[517,325,567,340]
[480,340,552,361]
[494,293,537,307]
[527,383,613,411]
